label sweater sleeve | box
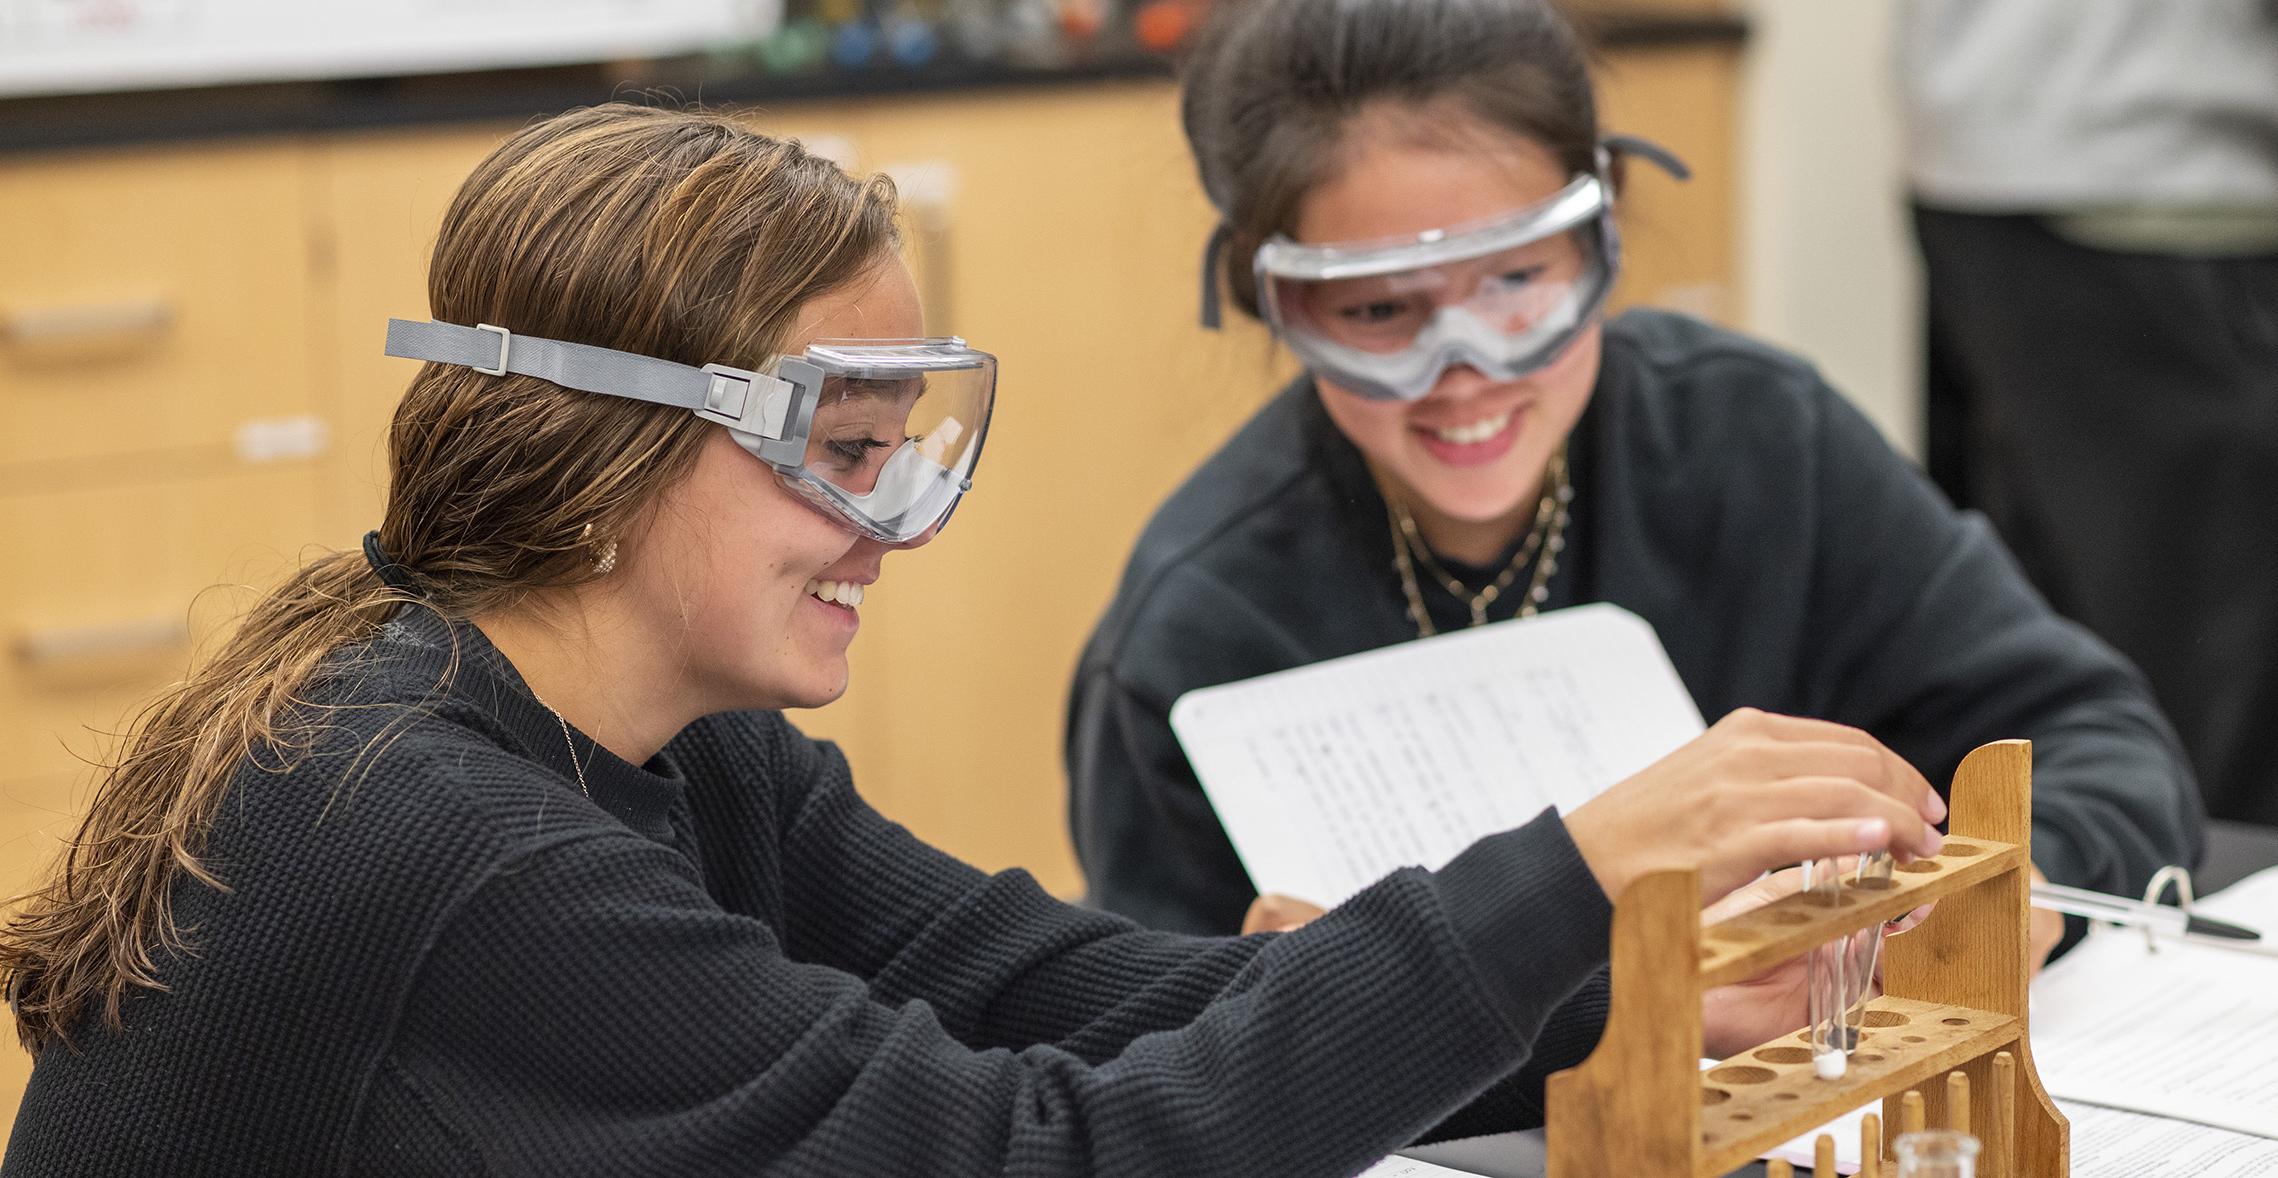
[1794,383,2205,897]
[777,734,1274,1058]
[377,813,1611,1177]
[766,733,1612,1127]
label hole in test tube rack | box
[1708,1066,1777,1085]
[1755,1047,1814,1065]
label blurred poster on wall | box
[0,0,782,98]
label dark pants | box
[1915,205,2278,825]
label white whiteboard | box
[0,0,780,99]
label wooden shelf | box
[1699,997,2020,1175]
[1699,837,2022,989]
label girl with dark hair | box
[2,102,1941,1176]
[1069,0,2200,967]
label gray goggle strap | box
[1601,133,1692,182]
[1198,221,1232,331]
[382,318,821,466]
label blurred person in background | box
[1902,0,2278,828]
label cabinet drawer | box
[0,771,81,903]
[0,142,320,467]
[0,770,75,1158]
[0,466,322,781]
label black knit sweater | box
[4,608,1613,1176]
[1070,309,2205,936]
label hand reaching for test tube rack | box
[1239,707,1951,1062]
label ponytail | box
[0,552,409,1048]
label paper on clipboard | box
[1168,603,1705,908]
[2029,865,2278,1141]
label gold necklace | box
[530,691,592,797]
[1385,444,1572,638]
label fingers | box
[1726,816,1913,881]
[1715,710,1948,823]
[1240,893,1325,935]
[2029,905,2065,974]
[1745,777,1943,859]
[1578,710,1954,906]
[1705,861,1824,921]
[1875,743,1947,824]
[1886,902,1936,936]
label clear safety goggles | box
[1253,169,1616,402]
[384,320,995,544]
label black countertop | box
[0,11,1744,155]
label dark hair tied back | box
[1181,0,1600,321]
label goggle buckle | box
[473,323,512,377]
[696,363,784,438]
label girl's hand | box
[1696,864,1936,1058]
[2028,864,2064,972]
[1564,709,1947,906]
[1241,893,1326,935]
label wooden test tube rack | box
[1545,740,2069,1176]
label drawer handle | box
[0,298,175,345]
[12,618,190,668]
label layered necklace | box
[1384,443,1573,638]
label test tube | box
[1804,857,1851,1077]
[1846,850,1895,1042]
[1894,1129,1981,1178]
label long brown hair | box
[0,103,900,1049]
[1181,0,1600,318]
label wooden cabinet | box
[0,143,323,469]
[0,774,79,924]
[1598,42,1743,323]
[0,466,323,781]
[0,55,1737,1143]
[0,142,332,802]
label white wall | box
[1738,0,1923,457]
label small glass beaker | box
[1894,1129,1981,1178]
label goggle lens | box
[1276,226,1595,354]
[780,341,995,542]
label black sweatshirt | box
[1068,309,2206,936]
[4,607,1615,1177]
